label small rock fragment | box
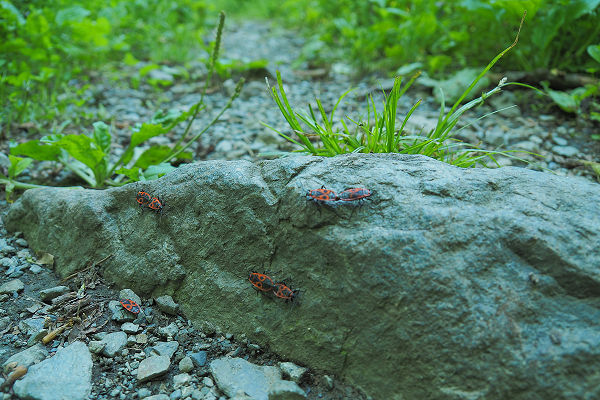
[101,332,128,357]
[39,286,70,302]
[155,295,179,315]
[278,362,307,383]
[0,279,24,295]
[178,356,194,373]
[137,355,170,382]
[268,380,307,399]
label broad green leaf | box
[10,140,62,161]
[546,89,578,113]
[143,163,176,180]
[588,44,600,64]
[8,155,33,178]
[57,135,105,170]
[92,121,111,153]
[121,123,168,166]
[134,146,172,169]
[115,167,141,181]
[55,5,90,25]
[40,134,64,144]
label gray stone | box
[268,380,306,400]
[0,257,17,268]
[0,316,10,331]
[29,264,43,274]
[137,355,170,382]
[39,285,69,302]
[189,351,207,367]
[119,289,142,306]
[210,357,282,400]
[0,279,24,295]
[101,331,128,357]
[145,395,170,400]
[172,372,192,388]
[552,145,580,157]
[88,340,106,354]
[150,341,179,359]
[178,356,194,372]
[278,362,307,383]
[18,317,46,335]
[155,295,179,315]
[2,343,48,372]
[13,341,92,400]
[158,323,179,339]
[121,322,140,334]
[5,154,600,400]
[137,388,152,398]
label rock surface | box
[13,341,92,400]
[5,153,600,399]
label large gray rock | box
[2,343,48,372]
[4,154,600,400]
[210,357,285,400]
[13,341,92,400]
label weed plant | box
[1,12,245,201]
[265,15,536,167]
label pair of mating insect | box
[248,272,299,303]
[136,190,165,216]
[306,187,372,203]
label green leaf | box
[588,44,600,64]
[134,145,172,169]
[143,163,176,180]
[92,121,111,154]
[8,155,33,179]
[121,123,169,166]
[10,140,62,161]
[57,135,105,170]
[546,89,579,113]
[55,5,91,25]
[115,167,141,181]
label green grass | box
[264,17,539,168]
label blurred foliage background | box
[1,0,600,131]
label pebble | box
[552,145,579,157]
[189,351,207,367]
[155,295,179,315]
[122,322,140,334]
[14,238,28,247]
[158,322,179,338]
[172,372,192,388]
[101,331,128,357]
[137,355,170,382]
[150,341,179,359]
[178,356,194,372]
[278,362,308,383]
[0,279,24,295]
[39,285,70,302]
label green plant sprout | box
[3,11,244,201]
[265,12,537,167]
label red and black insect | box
[338,188,372,202]
[120,299,141,314]
[272,281,300,303]
[306,185,338,203]
[249,272,275,293]
[148,196,165,216]
[136,190,152,208]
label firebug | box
[272,282,300,303]
[306,186,338,203]
[249,272,275,293]
[120,299,141,314]
[338,188,372,202]
[136,190,152,208]
[148,196,165,216]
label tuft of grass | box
[265,13,537,168]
